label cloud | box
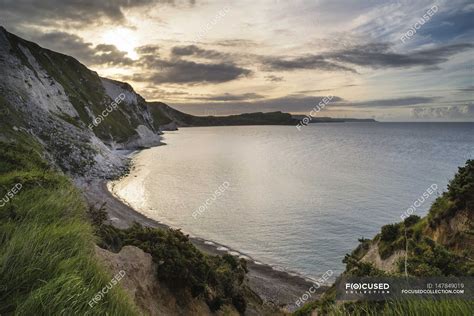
[0,0,194,27]
[412,104,474,120]
[458,85,474,92]
[93,44,135,65]
[194,93,265,101]
[136,45,160,55]
[348,96,437,107]
[171,45,228,60]
[263,55,357,73]
[295,84,358,94]
[31,31,133,66]
[214,39,258,47]
[264,75,284,82]
[130,45,252,84]
[263,42,474,72]
[137,59,251,84]
[330,43,474,69]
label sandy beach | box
[81,178,326,311]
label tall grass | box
[322,299,474,316]
[0,141,139,315]
[294,298,473,316]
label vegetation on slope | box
[89,204,249,313]
[3,28,148,143]
[294,159,474,316]
[148,102,298,126]
[0,140,139,315]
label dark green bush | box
[88,204,248,313]
[403,215,420,227]
[380,223,399,241]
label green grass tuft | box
[0,141,139,315]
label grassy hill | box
[148,101,298,127]
[0,139,139,315]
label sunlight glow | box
[101,27,139,60]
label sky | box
[0,0,473,121]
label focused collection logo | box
[345,282,390,294]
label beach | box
[81,178,326,311]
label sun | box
[101,27,139,60]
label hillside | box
[150,101,298,127]
[295,160,474,315]
[0,27,289,315]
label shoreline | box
[81,168,327,311]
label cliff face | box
[426,208,474,255]
[95,246,237,316]
[0,26,164,177]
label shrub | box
[91,213,248,313]
[380,223,399,241]
[403,215,420,227]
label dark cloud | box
[171,45,228,60]
[136,45,160,55]
[194,93,265,101]
[458,85,474,92]
[0,0,194,27]
[263,55,357,73]
[151,60,251,84]
[264,75,284,82]
[138,86,189,100]
[329,43,474,69]
[295,84,358,94]
[94,44,134,66]
[131,46,252,84]
[349,96,437,108]
[31,31,133,66]
[263,42,474,72]
[214,39,258,47]
[33,31,95,61]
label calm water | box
[113,123,474,281]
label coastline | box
[80,162,327,312]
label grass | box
[0,141,139,315]
[299,299,474,316]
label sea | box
[111,122,474,281]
